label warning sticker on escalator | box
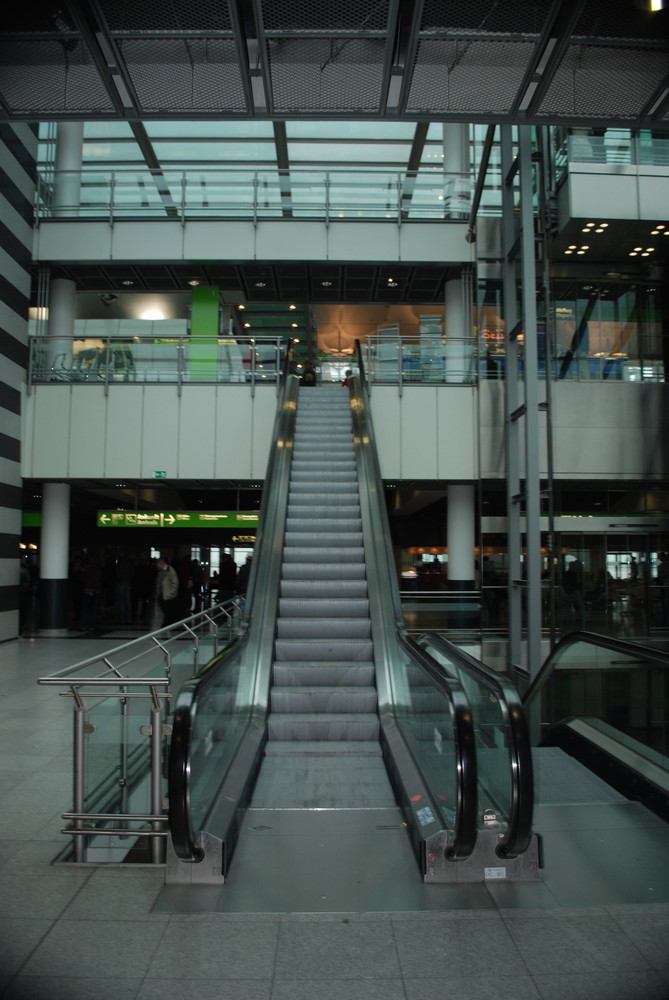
[416,805,436,827]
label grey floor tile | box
[0,872,89,919]
[146,919,279,980]
[271,981,406,1000]
[393,915,525,978]
[274,919,400,980]
[61,870,169,921]
[20,919,167,979]
[403,975,541,1000]
[532,970,669,1000]
[503,913,651,975]
[2,976,142,1000]
[609,910,669,969]
[0,841,65,873]
[0,919,53,978]
[136,980,271,1000]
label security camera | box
[100,293,117,306]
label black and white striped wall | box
[0,123,37,642]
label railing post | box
[150,690,165,864]
[72,694,86,863]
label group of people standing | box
[70,550,251,632]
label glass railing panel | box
[121,339,183,382]
[528,635,669,760]
[178,646,251,838]
[390,646,463,835]
[419,636,516,831]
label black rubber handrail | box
[417,633,534,859]
[523,630,669,711]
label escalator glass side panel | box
[392,638,475,842]
[417,633,534,858]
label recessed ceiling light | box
[289,304,296,310]
[244,322,251,328]
[255,281,266,288]
[291,323,298,328]
[121,280,134,286]
[645,247,655,252]
[238,304,245,310]
[580,245,590,250]
[188,279,200,286]
[321,280,333,287]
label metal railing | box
[38,600,242,865]
[36,167,478,225]
[28,334,289,391]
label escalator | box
[523,631,669,823]
[167,363,538,893]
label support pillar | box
[448,484,476,628]
[442,123,471,218]
[39,483,71,633]
[53,122,83,215]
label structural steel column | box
[501,125,543,679]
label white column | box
[53,122,83,215]
[447,484,475,587]
[442,123,471,218]
[39,483,71,633]
[46,277,77,372]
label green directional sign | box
[97,511,259,528]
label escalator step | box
[267,712,380,741]
[270,686,378,713]
[272,662,375,686]
[276,617,371,639]
[274,638,374,661]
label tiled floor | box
[1,634,669,1000]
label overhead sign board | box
[97,511,259,529]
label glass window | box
[287,142,412,165]
[152,141,277,164]
[286,122,416,140]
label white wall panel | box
[104,389,143,478]
[256,222,328,260]
[140,387,181,479]
[178,387,217,477]
[182,221,256,259]
[400,387,438,479]
[30,387,71,477]
[111,222,184,259]
[328,223,400,261]
[69,389,107,477]
[214,387,254,479]
[369,387,402,478]
[34,221,112,260]
[0,507,21,538]
[436,388,477,479]
[568,170,637,221]
[399,224,473,263]
[250,388,279,478]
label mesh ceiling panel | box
[259,0,390,33]
[268,38,386,113]
[0,39,114,114]
[98,0,233,33]
[119,38,247,113]
[536,44,669,120]
[420,0,552,36]
[407,39,535,115]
